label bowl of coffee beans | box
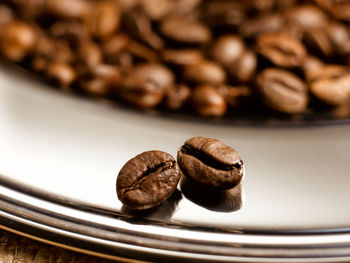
[1,0,350,125]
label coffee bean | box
[202,1,246,28]
[177,137,244,190]
[228,49,257,84]
[0,21,37,61]
[140,0,173,20]
[309,65,350,105]
[212,35,245,67]
[160,16,211,44]
[164,84,191,110]
[257,33,306,68]
[45,0,91,19]
[191,85,227,117]
[117,151,182,210]
[184,60,226,85]
[239,13,284,38]
[162,49,203,66]
[47,61,76,88]
[87,0,121,41]
[119,63,174,108]
[256,68,308,114]
[218,85,252,107]
[301,55,324,80]
[0,5,13,29]
[78,41,103,67]
[286,5,328,32]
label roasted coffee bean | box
[211,35,245,67]
[326,22,350,55]
[0,21,37,61]
[239,13,285,38]
[191,85,227,117]
[87,0,121,41]
[123,9,164,50]
[256,68,308,114]
[126,40,159,62]
[257,33,306,68]
[164,84,191,110]
[184,60,226,85]
[286,5,328,32]
[119,63,174,108]
[202,1,246,28]
[78,41,103,67]
[140,0,173,20]
[309,65,350,105]
[177,137,244,190]
[160,16,211,44]
[45,0,91,19]
[218,85,252,107]
[117,151,182,210]
[0,5,13,30]
[228,49,257,84]
[304,28,333,58]
[80,64,121,96]
[162,49,203,66]
[301,55,324,80]
[47,61,76,88]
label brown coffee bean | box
[164,84,191,110]
[304,28,333,57]
[32,56,49,73]
[228,49,257,84]
[256,68,308,114]
[202,1,246,28]
[191,85,227,117]
[211,35,245,67]
[239,13,285,38]
[1,21,37,61]
[78,41,103,68]
[218,85,252,107]
[184,60,226,85]
[119,63,174,108]
[117,151,182,210]
[301,55,324,80]
[286,5,328,32]
[123,10,164,50]
[126,40,159,62]
[102,33,129,57]
[326,22,350,55]
[0,5,13,29]
[162,49,203,66]
[309,65,350,105]
[160,16,211,44]
[87,0,121,41]
[45,0,91,19]
[177,137,244,190]
[257,33,306,67]
[80,64,121,96]
[140,0,173,20]
[47,61,76,88]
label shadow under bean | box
[180,177,244,213]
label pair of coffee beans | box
[117,137,244,210]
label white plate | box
[1,64,350,262]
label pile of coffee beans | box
[1,0,350,118]
[117,137,244,210]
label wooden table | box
[0,228,116,262]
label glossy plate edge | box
[0,177,350,262]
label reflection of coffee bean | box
[117,151,182,210]
[121,189,182,222]
[177,137,244,190]
[180,177,243,212]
